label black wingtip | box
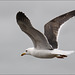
[16,11,25,21]
[16,11,28,21]
[69,10,75,16]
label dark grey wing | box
[16,12,52,50]
[44,10,75,49]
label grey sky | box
[0,1,75,74]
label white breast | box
[30,49,56,58]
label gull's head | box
[21,47,34,56]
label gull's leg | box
[56,55,64,59]
[56,55,67,59]
[60,55,67,57]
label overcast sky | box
[0,1,75,74]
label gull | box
[16,10,75,59]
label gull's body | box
[25,47,56,58]
[16,10,75,59]
[24,47,74,58]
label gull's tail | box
[51,49,74,55]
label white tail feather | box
[51,49,74,55]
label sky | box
[0,1,75,74]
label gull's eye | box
[26,50,27,52]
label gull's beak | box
[21,53,26,56]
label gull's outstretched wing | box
[44,10,75,49]
[16,12,52,50]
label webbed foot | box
[56,55,67,59]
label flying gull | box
[16,10,75,59]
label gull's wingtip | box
[16,11,25,16]
[16,11,29,23]
[16,11,25,20]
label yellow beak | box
[21,53,26,56]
